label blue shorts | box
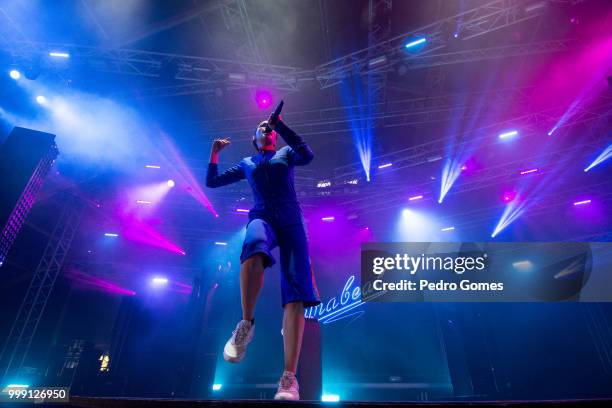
[240,218,321,308]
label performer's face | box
[255,124,277,149]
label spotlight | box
[512,260,533,271]
[501,191,517,203]
[152,277,168,285]
[404,37,426,49]
[136,200,152,205]
[401,208,412,217]
[35,95,46,104]
[321,216,335,222]
[547,126,558,136]
[498,130,518,140]
[520,168,538,175]
[145,164,161,169]
[573,199,591,206]
[255,90,273,109]
[167,179,175,188]
[322,394,340,402]
[214,241,227,246]
[378,163,392,169]
[49,51,70,58]
[104,233,119,237]
[408,195,423,201]
[212,384,223,391]
[236,208,249,213]
[9,69,20,80]
[584,144,611,172]
[441,226,455,232]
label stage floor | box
[42,397,612,408]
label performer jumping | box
[205,104,321,401]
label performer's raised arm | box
[273,120,314,166]
[205,138,246,188]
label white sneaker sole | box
[223,340,245,363]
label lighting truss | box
[314,0,550,88]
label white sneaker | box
[223,320,254,363]
[274,371,300,400]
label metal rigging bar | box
[315,0,549,88]
[0,194,84,384]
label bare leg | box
[282,301,305,373]
[240,253,265,321]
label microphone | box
[268,100,284,127]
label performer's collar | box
[260,146,276,153]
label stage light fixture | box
[498,130,518,140]
[9,69,20,80]
[573,199,591,206]
[167,179,175,188]
[322,394,340,402]
[378,163,392,169]
[501,191,517,203]
[584,144,611,172]
[512,260,533,271]
[35,95,46,105]
[404,37,426,49]
[255,90,273,109]
[152,277,168,285]
[520,168,538,175]
[49,51,70,58]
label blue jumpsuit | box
[206,120,321,308]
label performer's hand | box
[268,114,282,130]
[212,138,231,153]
